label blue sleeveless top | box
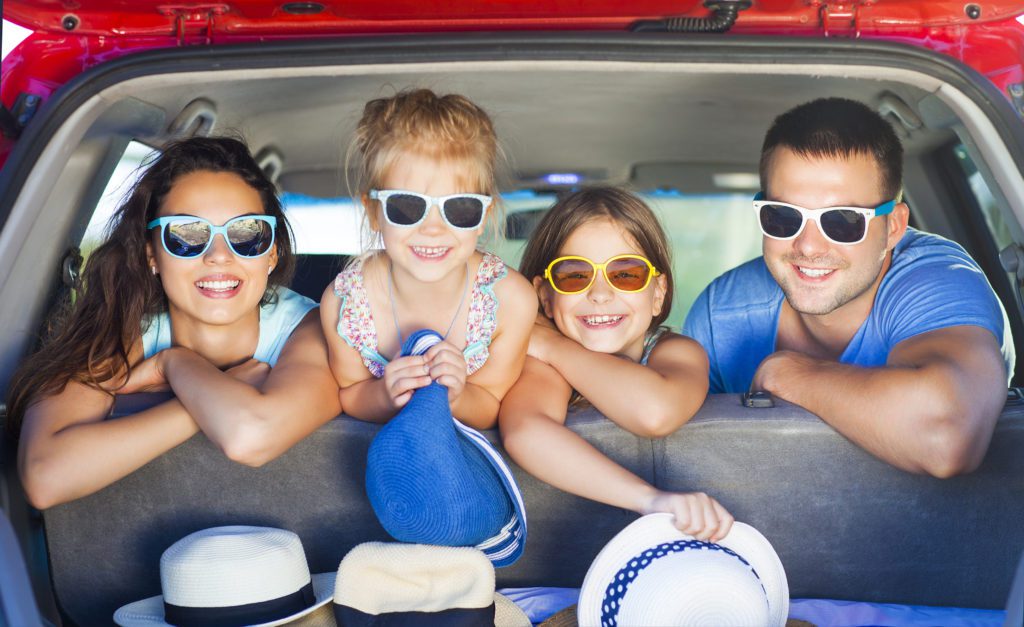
[141,287,317,366]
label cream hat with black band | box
[332,542,530,626]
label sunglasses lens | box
[758,203,804,239]
[442,196,486,229]
[164,220,211,257]
[820,209,867,244]
[550,259,595,294]
[384,194,429,226]
[605,257,652,292]
[227,218,274,257]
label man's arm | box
[752,325,1006,477]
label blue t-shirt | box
[141,287,317,366]
[683,228,1015,393]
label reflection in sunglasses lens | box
[385,194,429,225]
[165,221,211,257]
[760,204,803,239]
[443,196,485,229]
[606,257,650,291]
[820,209,866,243]
[551,259,595,293]
[228,218,273,257]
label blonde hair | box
[519,187,675,332]
[348,89,504,247]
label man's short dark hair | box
[759,97,904,201]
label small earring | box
[267,266,274,275]
[150,266,158,276]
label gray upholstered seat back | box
[43,394,1024,625]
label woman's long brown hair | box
[5,137,295,437]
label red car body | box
[3,1,1024,167]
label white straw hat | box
[333,542,530,626]
[578,514,789,627]
[114,526,336,627]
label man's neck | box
[777,251,893,360]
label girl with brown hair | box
[8,136,340,509]
[500,187,732,540]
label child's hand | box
[642,490,734,542]
[527,314,564,364]
[382,355,432,409]
[425,340,468,404]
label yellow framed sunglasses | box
[543,254,661,295]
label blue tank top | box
[141,287,317,366]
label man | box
[683,97,1014,477]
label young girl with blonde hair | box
[500,187,733,540]
[321,89,536,428]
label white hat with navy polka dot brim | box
[578,514,788,627]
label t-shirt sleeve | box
[683,286,726,394]
[878,256,1005,351]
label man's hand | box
[425,340,468,404]
[750,350,817,394]
[382,355,432,410]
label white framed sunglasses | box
[147,215,277,258]
[753,192,896,245]
[369,189,491,230]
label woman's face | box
[146,170,278,329]
[536,218,667,361]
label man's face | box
[762,147,907,317]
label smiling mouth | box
[411,246,450,259]
[580,314,624,328]
[195,279,241,292]
[796,266,835,279]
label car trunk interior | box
[2,34,1024,624]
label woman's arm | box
[153,312,342,466]
[531,325,709,438]
[499,356,731,540]
[17,380,199,510]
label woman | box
[7,137,340,509]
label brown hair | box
[6,136,295,436]
[519,186,674,332]
[348,89,504,244]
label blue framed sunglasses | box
[369,189,491,230]
[753,192,895,245]
[147,215,277,259]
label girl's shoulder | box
[644,328,707,366]
[480,253,536,315]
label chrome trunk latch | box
[158,4,229,46]
[816,1,863,38]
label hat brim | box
[114,571,337,627]
[578,515,788,627]
[453,419,528,568]
[494,592,531,627]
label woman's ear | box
[267,246,279,276]
[532,275,555,318]
[145,241,158,275]
[652,273,668,317]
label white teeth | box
[196,279,240,290]
[582,314,623,325]
[798,267,834,278]
[412,246,448,258]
